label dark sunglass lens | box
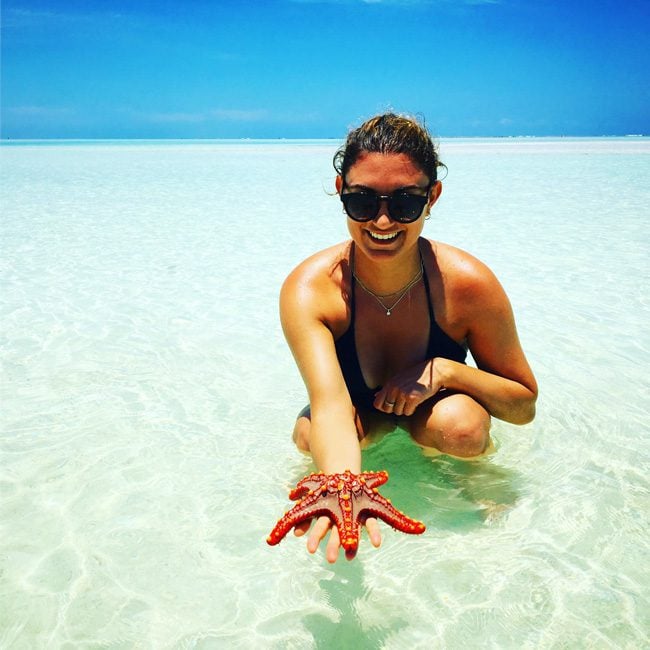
[342,193,377,221]
[391,194,427,222]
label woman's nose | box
[374,198,393,226]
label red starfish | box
[267,470,426,552]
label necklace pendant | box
[386,309,391,316]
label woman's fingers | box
[293,520,311,537]
[400,397,420,416]
[306,517,342,563]
[326,525,341,563]
[373,387,388,411]
[376,386,431,416]
[392,394,409,416]
[365,517,382,548]
[306,516,332,553]
[376,389,411,416]
[303,516,382,561]
[374,387,399,413]
[374,361,443,414]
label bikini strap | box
[420,248,436,322]
[348,242,356,319]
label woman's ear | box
[335,175,343,195]
[429,180,442,207]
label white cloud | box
[137,109,320,124]
[5,105,75,117]
[4,104,319,126]
[210,109,270,121]
[4,7,126,28]
[131,109,269,124]
[145,112,207,124]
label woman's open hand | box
[293,516,382,562]
[373,359,444,416]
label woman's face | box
[336,152,441,262]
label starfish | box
[267,470,426,552]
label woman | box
[279,113,537,562]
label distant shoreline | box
[1,135,648,146]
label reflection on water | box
[304,565,405,650]
[364,429,523,530]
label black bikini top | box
[334,243,467,408]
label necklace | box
[353,260,424,316]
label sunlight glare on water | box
[1,138,649,648]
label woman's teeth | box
[369,231,399,240]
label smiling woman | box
[268,113,538,563]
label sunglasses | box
[340,186,431,223]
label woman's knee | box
[291,404,392,453]
[412,394,491,458]
[292,411,311,452]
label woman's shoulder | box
[280,241,351,317]
[283,241,351,289]
[422,238,505,303]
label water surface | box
[1,138,648,648]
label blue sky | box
[2,0,648,138]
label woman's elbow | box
[510,392,537,425]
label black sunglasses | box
[340,186,431,223]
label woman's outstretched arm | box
[279,264,382,561]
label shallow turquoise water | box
[1,138,648,648]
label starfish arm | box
[335,490,362,551]
[267,488,344,546]
[359,471,389,490]
[267,503,344,546]
[358,499,426,535]
[357,486,426,534]
[288,473,327,501]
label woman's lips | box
[366,230,401,244]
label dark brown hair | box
[333,113,445,185]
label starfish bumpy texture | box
[267,470,426,551]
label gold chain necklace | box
[353,260,424,316]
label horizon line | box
[1,134,648,143]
